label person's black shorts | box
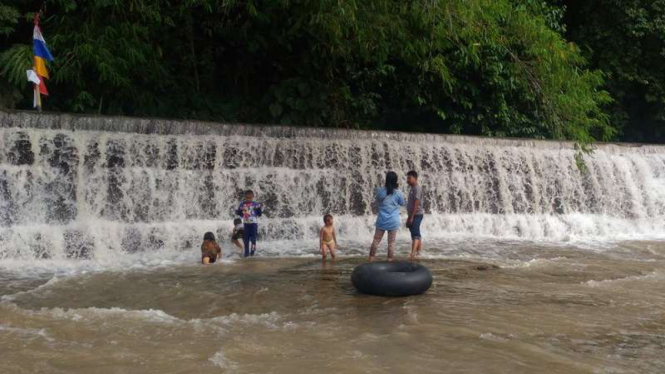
[202,253,217,263]
[231,230,243,241]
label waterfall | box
[2,111,665,261]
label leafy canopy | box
[551,0,665,143]
[1,0,615,143]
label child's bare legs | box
[369,229,386,262]
[202,256,210,265]
[320,244,328,260]
[232,239,243,251]
[410,215,424,259]
[321,243,337,260]
[409,239,421,260]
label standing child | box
[201,232,222,264]
[319,214,338,260]
[235,190,263,257]
[231,218,244,253]
[406,170,424,260]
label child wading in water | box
[235,190,263,257]
[406,170,424,260]
[231,218,244,253]
[319,214,338,260]
[201,232,222,264]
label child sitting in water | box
[231,218,244,252]
[201,232,222,264]
[319,214,338,260]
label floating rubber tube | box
[351,261,433,297]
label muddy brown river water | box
[1,240,664,374]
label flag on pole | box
[34,56,49,79]
[29,15,53,109]
[27,69,42,108]
[26,69,41,85]
[37,75,49,95]
[33,25,54,62]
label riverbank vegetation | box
[1,1,662,143]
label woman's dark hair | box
[385,171,399,195]
[203,232,215,241]
[233,218,242,225]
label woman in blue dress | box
[369,171,406,262]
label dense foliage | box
[551,0,665,143]
[1,1,618,143]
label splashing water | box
[2,111,665,268]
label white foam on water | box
[0,275,60,301]
[3,114,665,274]
[584,271,665,288]
[44,306,183,324]
[207,311,282,329]
[2,301,292,333]
[0,324,54,342]
[479,332,511,342]
[209,350,238,372]
[501,257,571,269]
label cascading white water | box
[2,111,665,263]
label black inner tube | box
[351,261,433,297]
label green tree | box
[553,0,665,142]
[1,0,615,144]
[0,2,26,109]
